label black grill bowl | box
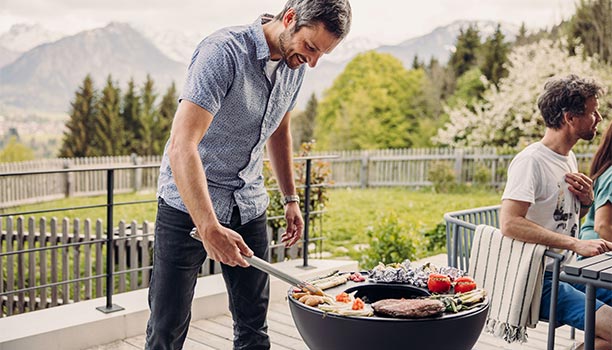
[287,283,489,350]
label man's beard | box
[279,30,300,69]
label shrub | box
[421,222,447,254]
[360,212,417,269]
[428,161,456,193]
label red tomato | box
[335,292,351,303]
[427,273,451,293]
[454,276,477,293]
[352,297,365,310]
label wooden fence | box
[0,147,599,209]
[0,154,161,209]
[316,146,597,189]
[0,215,303,318]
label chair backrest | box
[443,205,501,271]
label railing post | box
[97,169,124,313]
[131,153,142,192]
[454,148,464,184]
[63,160,74,198]
[300,158,313,269]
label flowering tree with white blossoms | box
[435,39,612,148]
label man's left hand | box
[281,202,304,247]
[566,172,594,207]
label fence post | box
[131,153,142,192]
[360,151,369,188]
[454,148,464,184]
[300,158,313,268]
[96,169,124,314]
[63,160,74,198]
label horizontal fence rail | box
[0,156,331,318]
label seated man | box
[500,74,612,350]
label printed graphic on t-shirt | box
[552,182,578,236]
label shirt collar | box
[251,14,274,61]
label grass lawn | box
[319,187,502,259]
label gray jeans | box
[145,198,271,350]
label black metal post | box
[97,169,124,313]
[301,159,312,268]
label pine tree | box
[515,22,529,46]
[59,75,97,157]
[154,82,177,155]
[291,93,318,151]
[121,78,141,154]
[448,25,481,78]
[480,24,510,87]
[91,75,123,156]
[411,55,423,70]
[137,75,158,155]
[569,0,612,64]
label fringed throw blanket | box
[468,225,547,343]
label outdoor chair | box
[444,205,574,350]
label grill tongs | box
[190,228,323,295]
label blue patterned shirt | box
[157,15,305,224]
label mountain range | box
[0,20,518,115]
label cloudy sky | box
[0,0,577,45]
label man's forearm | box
[168,142,218,229]
[502,216,578,251]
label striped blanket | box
[468,225,547,343]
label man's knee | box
[595,304,612,341]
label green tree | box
[291,93,318,151]
[136,75,158,155]
[59,75,97,157]
[121,78,141,154]
[479,24,510,87]
[315,51,427,150]
[0,136,35,162]
[153,82,177,155]
[568,0,612,64]
[92,75,123,155]
[448,25,482,78]
[445,67,487,109]
[515,22,529,46]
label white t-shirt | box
[502,142,579,268]
[265,59,281,85]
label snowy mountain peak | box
[322,36,382,63]
[0,23,65,52]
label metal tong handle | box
[190,228,322,295]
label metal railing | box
[443,205,571,350]
[0,155,334,317]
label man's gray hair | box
[537,74,605,129]
[275,0,352,40]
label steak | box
[372,298,445,318]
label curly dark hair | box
[537,74,605,129]
[275,0,352,40]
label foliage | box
[59,75,97,157]
[472,161,492,186]
[422,222,447,254]
[0,136,35,162]
[435,39,612,147]
[479,24,511,87]
[315,51,429,150]
[360,212,418,269]
[568,0,612,64]
[122,78,141,154]
[291,93,318,151]
[428,161,456,193]
[154,82,177,155]
[263,142,331,232]
[448,25,481,78]
[59,75,177,157]
[91,75,123,156]
[445,67,487,109]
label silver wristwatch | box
[282,194,300,206]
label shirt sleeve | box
[179,39,235,116]
[594,172,612,210]
[502,154,538,204]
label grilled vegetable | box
[454,276,477,293]
[429,288,487,313]
[427,273,451,293]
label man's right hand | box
[573,238,612,257]
[197,224,253,267]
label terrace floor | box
[87,254,583,350]
[87,299,582,350]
